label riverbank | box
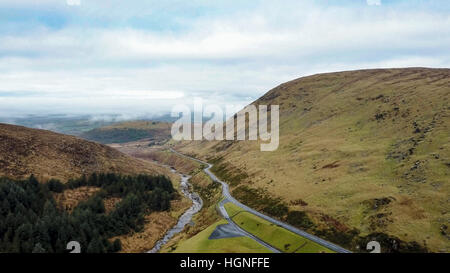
[148,169,203,253]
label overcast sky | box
[0,0,449,118]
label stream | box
[147,167,203,253]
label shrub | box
[47,179,65,193]
[285,211,314,229]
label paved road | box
[146,155,279,253]
[218,198,281,253]
[170,148,352,253]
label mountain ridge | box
[81,120,172,144]
[0,123,164,181]
[175,67,450,252]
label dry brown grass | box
[103,197,122,214]
[175,68,450,252]
[108,142,198,252]
[158,164,223,253]
[112,211,177,253]
[54,186,101,212]
[111,141,201,174]
[111,142,223,253]
[0,123,166,182]
[109,173,193,253]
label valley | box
[0,123,190,253]
[105,68,449,253]
[81,121,172,145]
[0,68,448,253]
[112,140,341,253]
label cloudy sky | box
[0,0,449,118]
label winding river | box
[169,148,351,253]
[147,167,203,253]
[147,149,350,253]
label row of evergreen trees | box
[0,173,175,253]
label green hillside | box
[81,121,172,144]
[175,68,450,252]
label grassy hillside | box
[224,202,333,253]
[0,123,165,181]
[81,121,171,144]
[165,219,271,253]
[175,68,450,252]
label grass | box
[0,123,165,182]
[224,202,334,253]
[175,68,450,252]
[168,219,272,253]
[81,121,172,144]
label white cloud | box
[66,0,81,6]
[0,0,449,117]
[367,0,381,6]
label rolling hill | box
[81,121,172,144]
[0,123,164,181]
[174,68,450,252]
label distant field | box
[225,203,333,253]
[81,121,172,144]
[0,115,115,136]
[166,219,271,253]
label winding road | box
[170,148,352,253]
